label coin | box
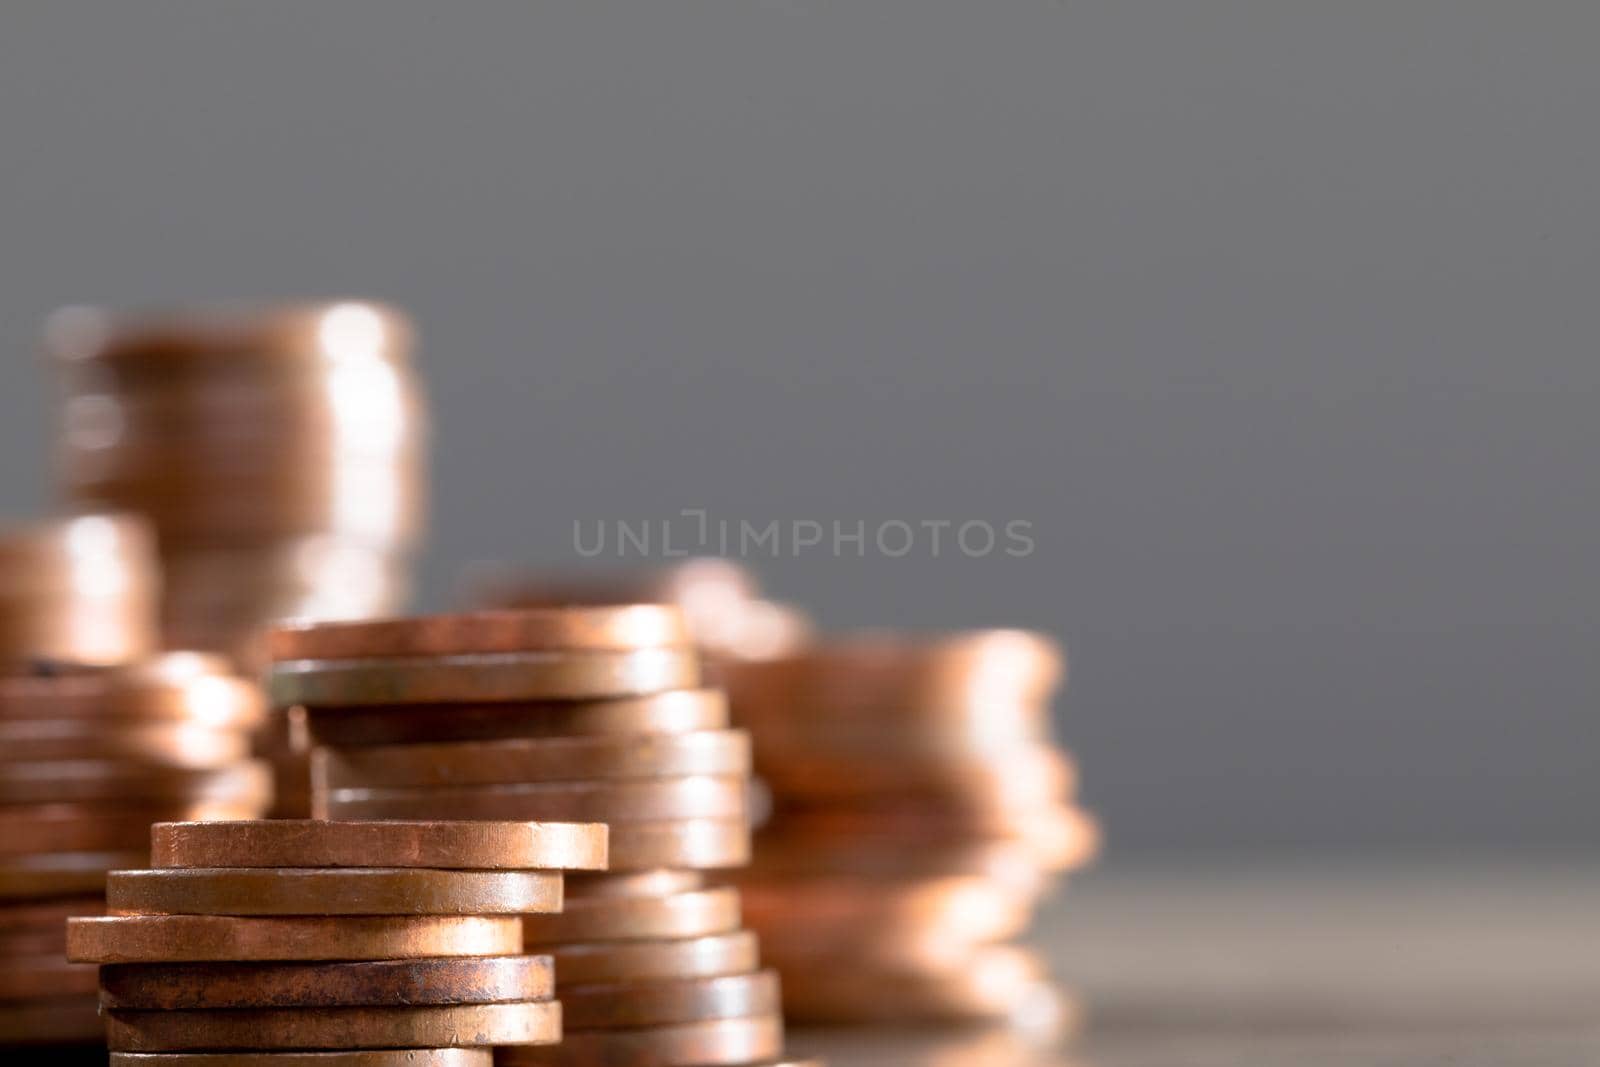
[772,804,1101,872]
[0,759,272,807]
[0,656,264,727]
[315,731,750,789]
[304,689,729,746]
[105,1000,560,1051]
[67,914,523,963]
[269,607,693,660]
[0,995,103,1044]
[0,803,263,856]
[270,649,701,706]
[604,820,750,871]
[755,745,1073,809]
[0,850,146,898]
[0,955,101,999]
[150,820,608,872]
[109,1054,491,1067]
[107,868,564,916]
[737,876,1032,945]
[0,896,102,930]
[98,956,553,1010]
[497,1015,782,1067]
[0,721,251,767]
[318,776,747,823]
[564,870,704,900]
[776,945,1052,1025]
[523,887,741,944]
[548,931,759,985]
[559,971,780,1029]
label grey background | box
[1,3,1594,856]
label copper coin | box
[0,655,263,727]
[98,955,553,1010]
[0,995,103,1044]
[750,834,1051,897]
[0,955,101,999]
[738,706,1050,757]
[269,607,692,661]
[604,820,750,871]
[151,819,608,872]
[524,887,740,944]
[560,971,780,1029]
[0,928,70,955]
[497,1015,782,1067]
[319,776,747,823]
[773,804,1101,872]
[304,689,729,746]
[736,876,1031,945]
[757,745,1074,809]
[775,945,1052,1025]
[107,868,563,916]
[0,759,272,807]
[315,731,750,790]
[109,1054,490,1067]
[0,850,145,898]
[0,721,251,767]
[68,914,523,963]
[564,870,703,900]
[105,1000,560,1051]
[0,802,263,856]
[548,931,759,985]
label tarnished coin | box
[0,759,272,807]
[0,995,104,1044]
[564,870,704,900]
[107,867,563,916]
[109,1054,491,1067]
[68,914,522,963]
[105,1000,561,1051]
[151,820,607,872]
[0,802,263,856]
[497,1015,782,1067]
[316,731,750,790]
[98,955,553,1010]
[0,721,251,767]
[319,776,747,823]
[0,850,146,898]
[604,820,750,871]
[0,653,264,728]
[0,954,101,998]
[269,607,693,660]
[270,649,700,707]
[548,931,759,985]
[305,689,729,746]
[559,971,780,1029]
[524,886,740,944]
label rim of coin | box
[775,944,1055,1026]
[604,820,751,871]
[0,850,147,898]
[564,869,704,899]
[316,730,750,790]
[270,649,701,706]
[0,803,263,856]
[98,955,553,1010]
[0,721,253,768]
[523,886,741,943]
[150,820,607,871]
[548,930,760,985]
[559,970,781,1029]
[0,758,272,806]
[496,1015,783,1067]
[268,606,693,661]
[736,875,1032,944]
[0,655,263,727]
[109,1054,492,1067]
[107,867,564,917]
[319,776,747,823]
[105,1000,561,1052]
[68,914,523,963]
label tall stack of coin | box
[67,819,605,1061]
[0,654,272,1047]
[47,300,429,815]
[270,607,810,1067]
[721,631,1099,1032]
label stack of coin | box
[721,631,1099,1031]
[0,654,272,1047]
[67,819,605,1061]
[47,300,430,814]
[0,513,158,669]
[270,607,811,1067]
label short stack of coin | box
[269,607,812,1067]
[47,300,430,815]
[0,654,272,1047]
[721,631,1099,1032]
[67,819,606,1062]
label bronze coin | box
[68,914,522,963]
[0,995,103,1044]
[0,802,263,856]
[0,759,272,807]
[736,876,1032,945]
[304,689,729,746]
[315,731,750,789]
[151,819,607,872]
[107,868,563,916]
[271,649,701,706]
[0,655,263,727]
[318,776,747,823]
[496,1015,782,1067]
[604,820,750,871]
[269,607,692,661]
[106,999,560,1052]
[564,870,704,900]
[548,931,759,985]
[98,956,552,1010]
[0,721,251,767]
[0,850,145,898]
[559,971,780,1029]
[0,955,101,999]
[523,887,740,944]
[109,1054,491,1067]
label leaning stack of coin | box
[721,631,1099,1031]
[0,654,272,1047]
[47,300,429,815]
[269,607,810,1067]
[67,819,604,1060]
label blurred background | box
[1,3,1595,861]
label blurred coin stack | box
[271,607,812,1067]
[721,631,1099,1032]
[47,301,430,814]
[68,819,606,1062]
[0,653,272,1047]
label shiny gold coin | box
[105,1000,560,1051]
[0,995,103,1044]
[318,776,747,823]
[0,850,145,898]
[497,1015,782,1067]
[109,1054,491,1067]
[151,819,607,872]
[271,649,700,707]
[0,720,251,767]
[269,607,692,660]
[549,931,759,985]
[0,802,263,856]
[524,886,740,944]
[68,914,522,963]
[107,867,563,916]
[0,954,101,999]
[0,758,272,807]
[559,971,780,1029]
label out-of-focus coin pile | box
[270,606,809,1067]
[68,818,606,1062]
[721,631,1099,1032]
[47,301,430,815]
[0,653,272,1047]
